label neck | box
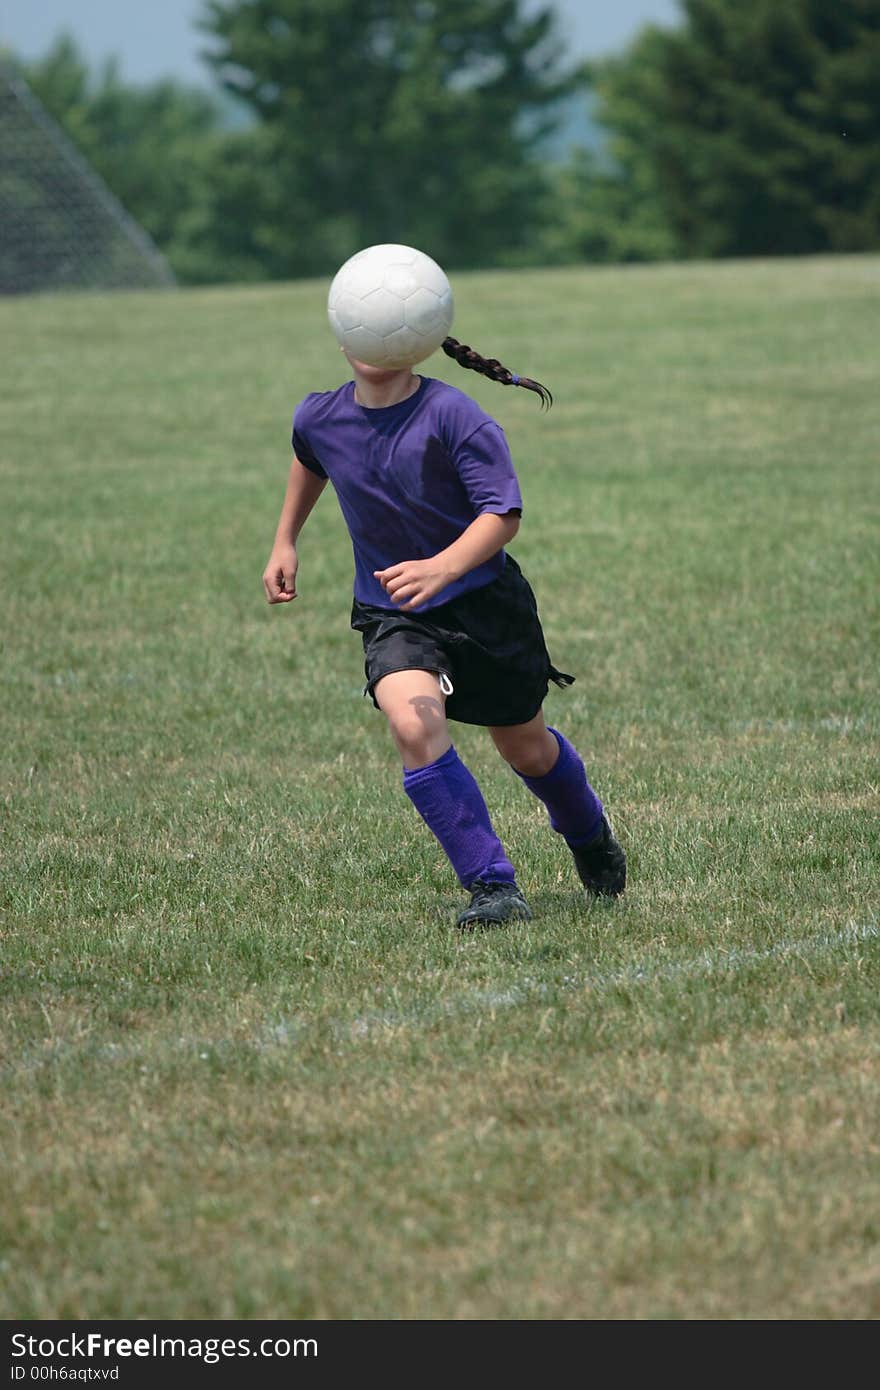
[352,367,420,409]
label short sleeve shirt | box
[292,376,523,610]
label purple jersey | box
[292,376,523,611]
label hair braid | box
[441,337,553,410]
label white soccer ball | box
[327,244,454,369]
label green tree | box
[199,0,575,276]
[590,0,880,259]
[540,145,677,267]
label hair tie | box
[510,374,521,386]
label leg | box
[489,709,559,777]
[376,671,528,924]
[490,712,626,898]
[373,668,451,770]
[489,711,602,840]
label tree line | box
[13,0,880,284]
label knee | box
[495,726,559,778]
[386,704,448,769]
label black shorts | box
[351,554,574,727]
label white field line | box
[734,715,875,734]
[323,918,879,1044]
[5,920,877,1076]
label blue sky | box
[2,1,681,85]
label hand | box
[374,557,455,611]
[263,544,299,604]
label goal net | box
[0,61,175,294]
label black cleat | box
[570,815,627,898]
[456,879,533,930]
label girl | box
[263,325,626,928]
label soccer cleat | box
[456,880,533,929]
[570,815,627,898]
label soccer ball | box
[327,244,454,369]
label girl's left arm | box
[374,510,520,611]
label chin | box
[345,353,412,379]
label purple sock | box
[403,745,516,888]
[514,728,603,849]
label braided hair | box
[441,337,553,410]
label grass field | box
[1,256,879,1320]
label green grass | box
[1,256,879,1319]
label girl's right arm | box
[262,456,328,604]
